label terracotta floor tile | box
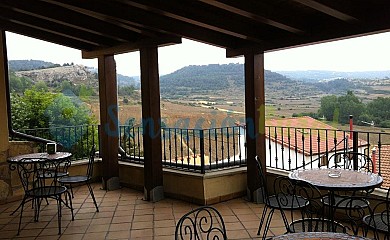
[108,222,132,231]
[129,228,153,238]
[0,183,322,240]
[106,230,130,239]
[131,220,153,229]
[86,223,110,233]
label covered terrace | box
[0,1,390,238]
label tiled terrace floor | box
[0,183,286,240]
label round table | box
[289,168,383,191]
[272,232,371,240]
[7,152,72,163]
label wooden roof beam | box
[0,0,138,42]
[293,0,358,23]
[0,19,94,50]
[82,37,182,59]
[116,0,270,43]
[199,0,305,34]
[0,8,117,47]
[48,0,242,49]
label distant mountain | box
[159,63,297,96]
[8,60,59,71]
[117,74,140,88]
[276,70,390,82]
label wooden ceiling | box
[1,0,389,57]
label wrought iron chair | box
[58,145,99,212]
[11,158,74,235]
[322,152,375,210]
[277,179,347,233]
[362,188,390,240]
[331,195,372,237]
[175,206,227,240]
[255,156,308,239]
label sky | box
[5,31,390,77]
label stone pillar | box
[98,55,120,190]
[244,52,265,203]
[140,45,164,202]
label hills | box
[276,70,390,82]
[8,60,390,101]
[9,60,138,88]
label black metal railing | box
[13,125,390,179]
[13,125,100,160]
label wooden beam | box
[293,0,358,23]
[0,31,9,153]
[140,45,164,202]
[0,7,115,47]
[118,0,268,43]
[82,37,182,59]
[98,55,120,190]
[0,19,95,50]
[0,0,137,42]
[49,0,241,49]
[244,52,265,203]
[199,0,304,34]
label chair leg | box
[57,196,62,235]
[66,191,74,221]
[17,197,27,236]
[87,182,99,212]
[257,205,275,240]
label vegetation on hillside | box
[295,91,390,128]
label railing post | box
[353,131,358,170]
[200,129,205,174]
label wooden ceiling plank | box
[199,0,305,34]
[0,8,117,47]
[293,0,358,23]
[116,0,269,43]
[0,19,94,50]
[48,0,241,49]
[40,0,160,39]
[82,37,182,59]
[0,0,137,42]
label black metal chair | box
[362,188,390,240]
[175,206,227,240]
[58,145,99,212]
[11,157,74,235]
[255,156,308,239]
[277,179,347,233]
[322,152,375,210]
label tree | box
[11,88,57,129]
[337,91,365,124]
[318,91,365,124]
[9,72,33,93]
[366,97,390,122]
[318,95,338,121]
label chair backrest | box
[333,195,372,237]
[175,206,227,240]
[278,179,347,233]
[255,155,270,203]
[328,152,374,172]
[363,188,390,239]
[15,157,69,192]
[86,145,96,178]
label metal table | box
[272,232,371,240]
[7,152,72,163]
[289,168,383,191]
[289,168,383,232]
